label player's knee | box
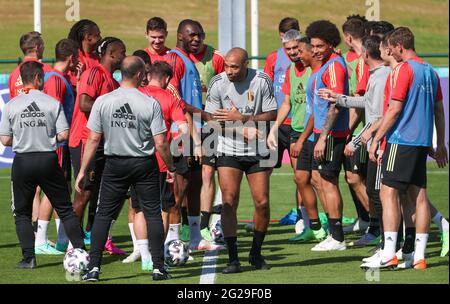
[345,172,360,186]
[255,198,269,211]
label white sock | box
[188,216,202,243]
[300,206,310,227]
[35,220,49,246]
[432,212,449,233]
[382,231,398,261]
[55,219,68,246]
[108,220,116,240]
[136,239,152,262]
[128,223,138,252]
[414,233,429,262]
[55,218,61,232]
[165,223,181,245]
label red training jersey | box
[67,49,100,88]
[8,57,53,99]
[139,85,187,172]
[69,64,119,148]
[145,47,171,64]
[43,68,70,103]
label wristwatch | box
[168,166,177,173]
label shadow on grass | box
[0,243,19,249]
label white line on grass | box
[199,250,219,284]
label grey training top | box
[205,69,277,156]
[87,87,167,157]
[0,90,69,153]
[336,64,391,150]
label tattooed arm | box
[314,104,340,161]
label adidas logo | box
[113,103,136,120]
[21,102,45,118]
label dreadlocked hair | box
[67,19,98,49]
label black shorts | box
[343,145,368,176]
[131,172,175,213]
[201,128,218,168]
[311,133,345,179]
[173,155,202,176]
[381,143,428,191]
[70,142,105,191]
[56,145,72,181]
[274,124,292,168]
[217,155,272,175]
[296,140,315,172]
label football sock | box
[382,231,398,260]
[165,223,181,245]
[128,223,138,252]
[300,206,310,227]
[402,227,416,254]
[225,236,239,264]
[432,212,449,233]
[309,218,321,231]
[35,220,49,246]
[413,233,428,262]
[188,216,202,244]
[181,207,189,226]
[200,211,211,230]
[56,218,68,246]
[250,230,266,257]
[136,239,152,262]
[328,218,344,242]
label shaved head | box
[225,47,248,65]
[224,47,249,82]
[121,55,145,81]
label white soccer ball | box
[164,239,189,266]
[211,219,225,243]
[63,248,90,274]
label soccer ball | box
[63,248,90,274]
[164,239,189,266]
[210,219,225,244]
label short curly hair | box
[306,20,341,47]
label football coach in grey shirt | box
[75,56,176,282]
[196,47,277,273]
[0,61,85,269]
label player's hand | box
[317,89,338,103]
[213,106,244,122]
[313,137,326,161]
[344,143,355,157]
[377,149,384,166]
[242,127,262,142]
[267,129,278,151]
[361,129,372,146]
[166,171,176,184]
[290,139,304,158]
[369,140,379,163]
[194,145,204,164]
[434,144,448,168]
[74,171,85,193]
[76,62,85,81]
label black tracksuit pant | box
[11,152,85,260]
[88,155,165,271]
